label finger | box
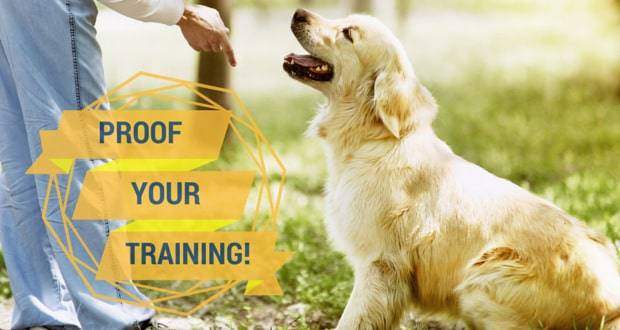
[189,33,205,52]
[204,37,220,52]
[220,35,236,66]
[204,43,217,52]
[189,42,201,52]
[203,42,218,53]
[198,40,212,52]
[181,31,200,51]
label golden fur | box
[285,9,620,330]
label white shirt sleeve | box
[98,0,185,26]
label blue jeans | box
[0,0,154,329]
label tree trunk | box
[351,0,372,13]
[196,0,231,109]
[396,0,412,28]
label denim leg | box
[0,0,153,329]
[0,40,81,330]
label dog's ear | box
[372,68,413,139]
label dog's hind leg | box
[455,247,537,330]
[336,258,412,330]
[457,289,527,330]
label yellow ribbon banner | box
[97,231,293,295]
[72,171,254,220]
[28,110,231,174]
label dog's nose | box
[293,8,309,24]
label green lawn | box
[200,71,620,327]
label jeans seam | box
[63,0,84,309]
[65,0,81,110]
[66,0,123,308]
[102,219,122,300]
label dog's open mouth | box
[283,53,333,82]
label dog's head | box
[284,9,436,140]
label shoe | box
[139,319,169,330]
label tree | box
[396,0,412,28]
[351,0,372,13]
[196,0,231,109]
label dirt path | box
[0,300,10,330]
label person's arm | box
[98,0,184,25]
[98,0,236,66]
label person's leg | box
[0,39,81,330]
[0,0,154,329]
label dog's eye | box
[342,27,354,43]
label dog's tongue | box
[285,53,327,67]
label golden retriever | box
[283,8,620,330]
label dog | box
[283,8,620,330]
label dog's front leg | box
[337,258,411,330]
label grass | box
[175,66,620,328]
[0,254,9,299]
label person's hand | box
[177,4,236,66]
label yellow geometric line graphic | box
[34,72,288,316]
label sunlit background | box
[1,0,619,328]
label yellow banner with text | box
[97,231,292,295]
[28,110,231,174]
[72,171,255,220]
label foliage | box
[0,253,10,299]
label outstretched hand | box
[177,4,236,66]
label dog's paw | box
[408,319,468,330]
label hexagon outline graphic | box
[35,72,289,316]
